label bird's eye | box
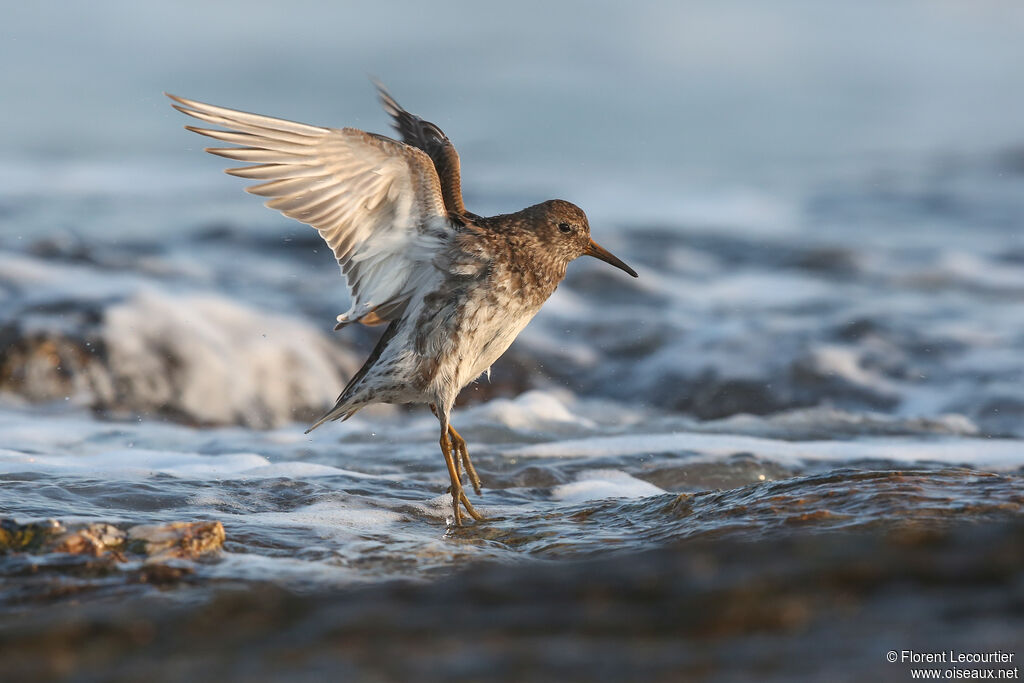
[558,222,572,234]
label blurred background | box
[2,3,1023,679]
[2,0,1023,431]
[5,1,1024,230]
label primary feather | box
[167,93,455,328]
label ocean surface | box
[1,1,1023,618]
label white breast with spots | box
[457,294,542,391]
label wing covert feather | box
[168,93,454,327]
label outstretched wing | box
[375,83,474,220]
[167,93,454,328]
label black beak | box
[584,239,638,278]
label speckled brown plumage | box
[169,86,637,526]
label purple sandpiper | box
[168,84,637,525]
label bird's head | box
[527,199,638,278]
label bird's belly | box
[460,309,536,388]
[421,284,548,405]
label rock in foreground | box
[1,518,225,562]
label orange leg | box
[447,424,482,495]
[430,404,484,498]
[440,429,483,526]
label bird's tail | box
[304,401,360,434]
[306,319,400,434]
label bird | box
[167,84,637,525]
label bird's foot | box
[441,429,484,527]
[449,484,484,526]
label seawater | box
[1,1,1023,605]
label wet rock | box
[0,519,224,563]
[126,522,226,562]
[0,518,224,609]
[0,289,360,428]
[0,518,64,553]
[138,563,197,585]
[0,319,110,404]
[49,523,126,557]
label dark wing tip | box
[372,79,403,117]
[368,77,395,105]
